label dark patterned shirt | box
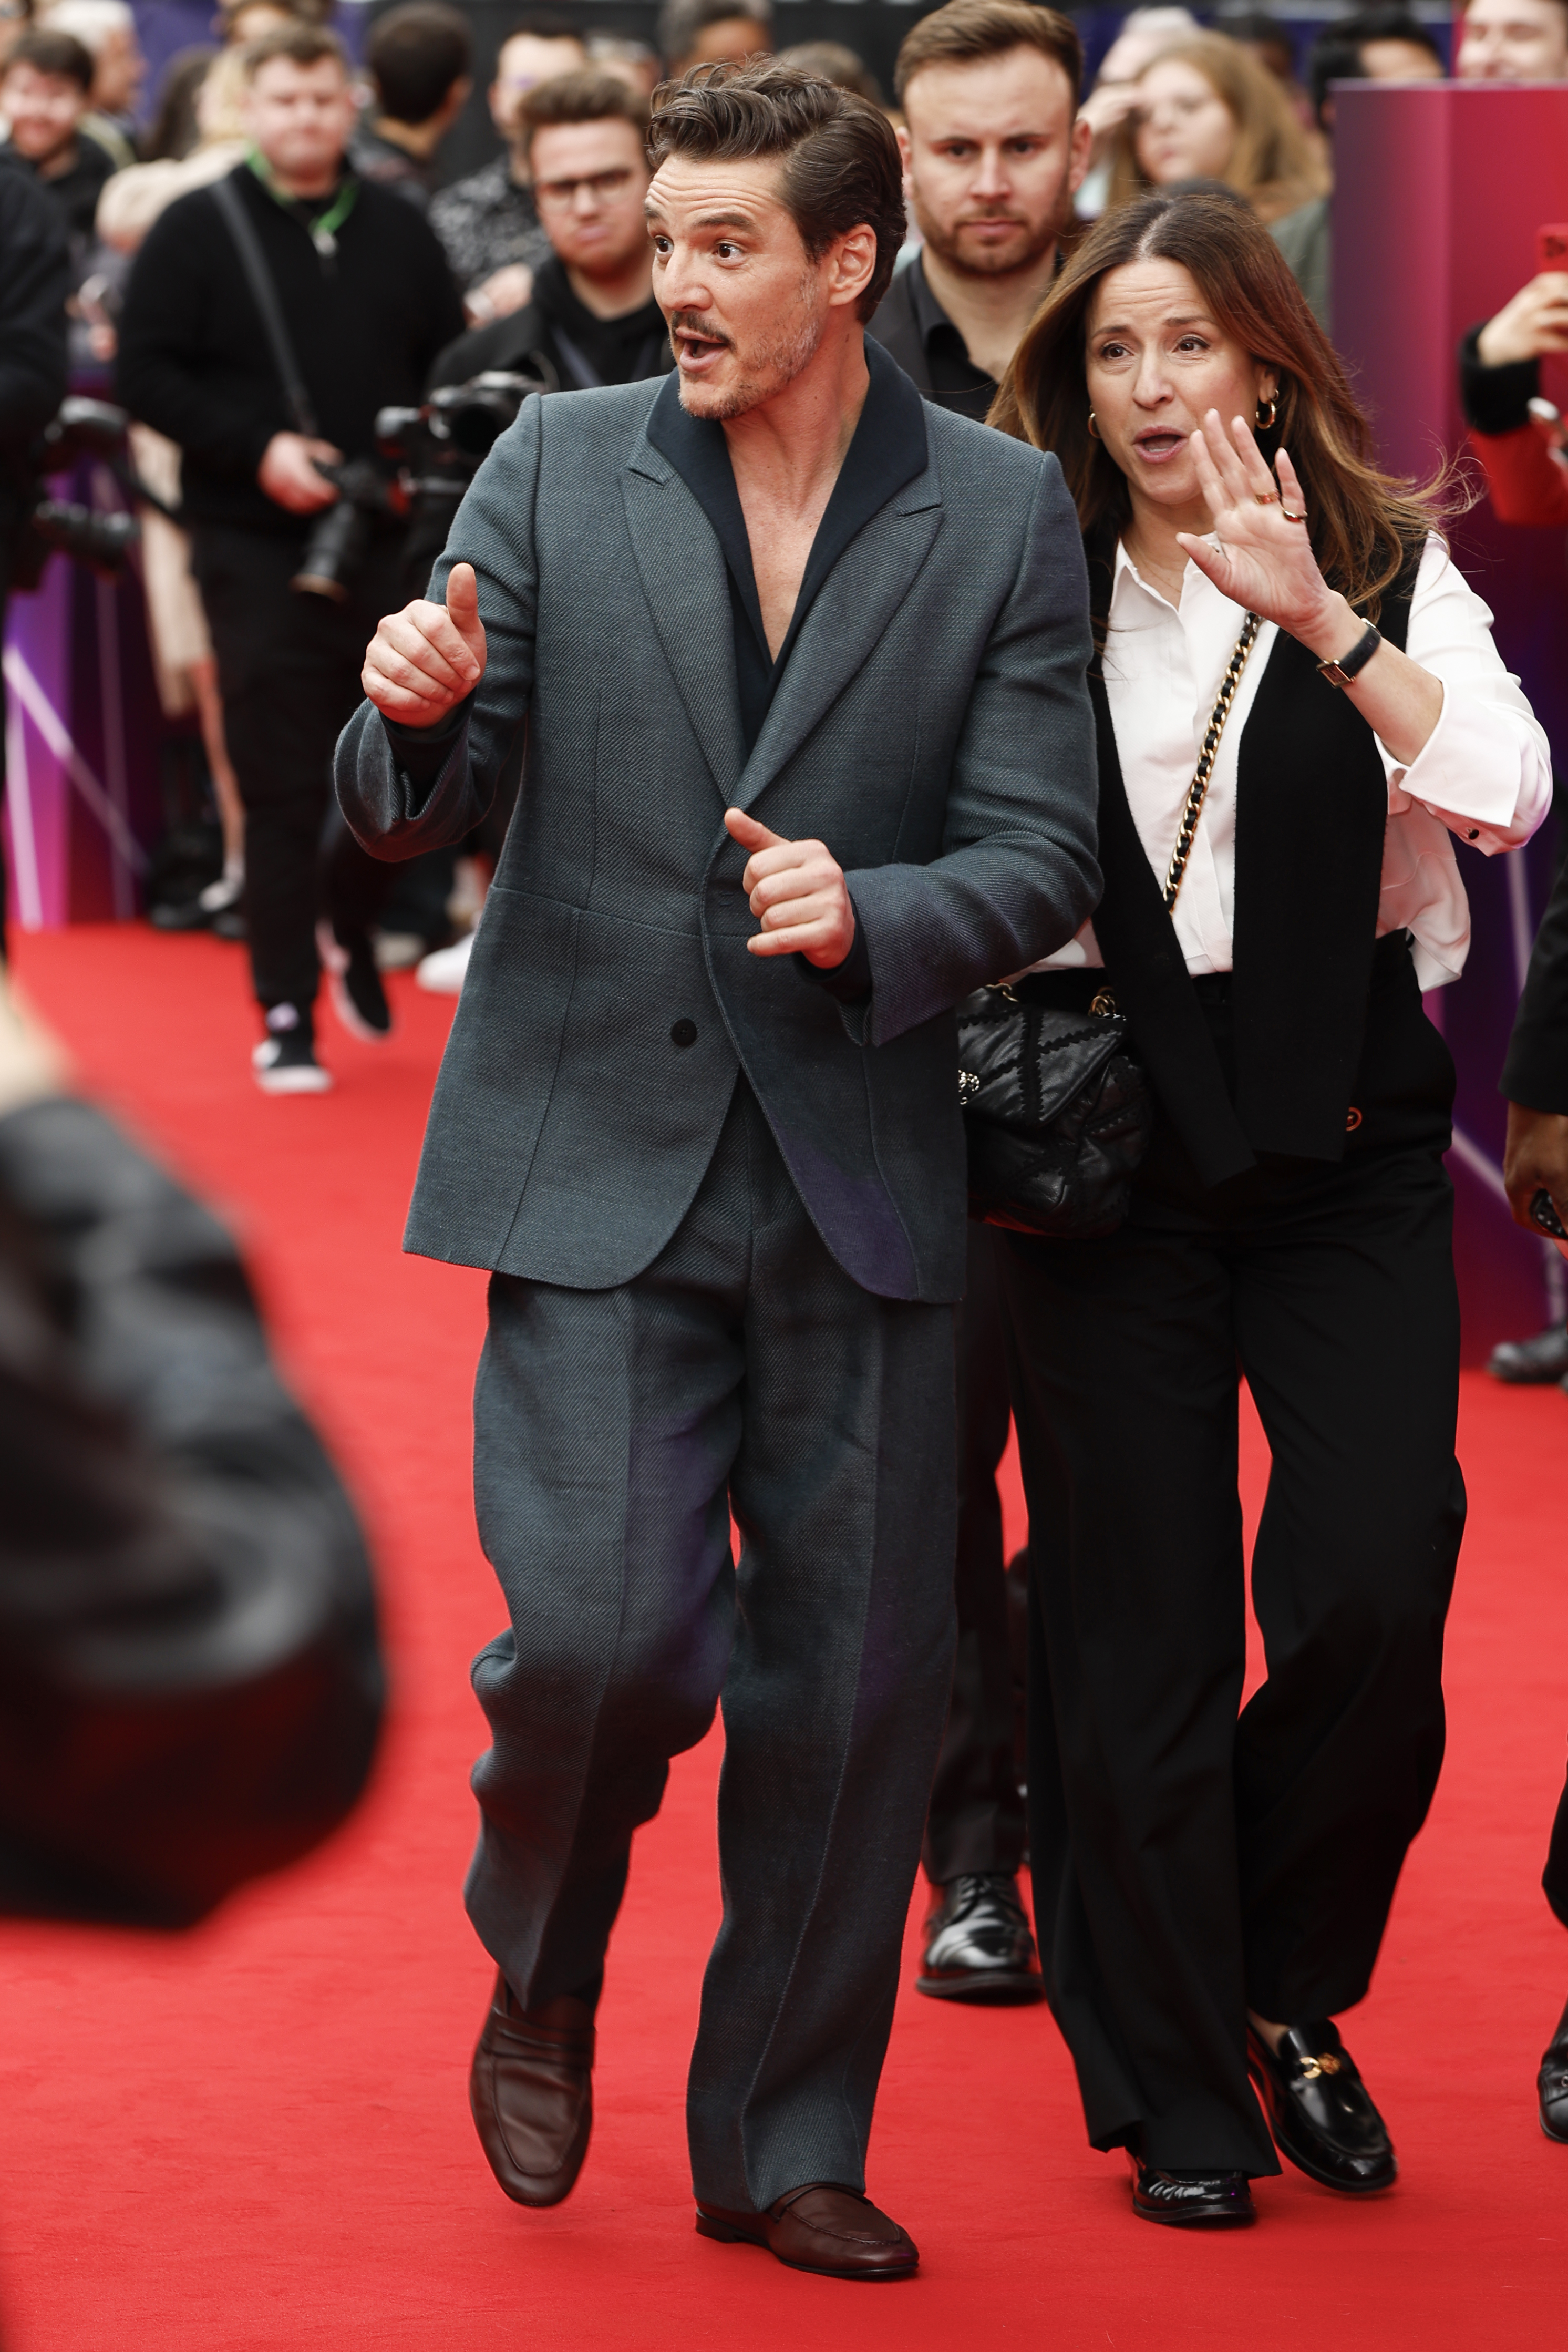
[428,155,551,293]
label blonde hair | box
[1109,32,1327,226]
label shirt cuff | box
[379,696,472,790]
[1458,323,1540,437]
[795,912,871,1004]
[1380,681,1541,840]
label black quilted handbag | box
[957,983,1155,1238]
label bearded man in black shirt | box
[116,23,464,1093]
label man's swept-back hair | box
[647,58,904,319]
[519,66,652,161]
[893,0,1082,107]
[991,189,1450,618]
[242,20,348,77]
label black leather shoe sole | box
[1130,2170,1256,2228]
[915,1966,1047,2004]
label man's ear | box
[829,221,879,311]
[1068,109,1093,195]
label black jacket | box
[867,253,999,424]
[115,159,465,535]
[0,161,68,529]
[429,253,669,394]
[0,1095,384,1927]
[1502,835,1568,1115]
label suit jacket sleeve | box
[335,392,544,859]
[842,452,1101,1047]
[1502,831,1568,1114]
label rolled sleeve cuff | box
[1381,682,1549,847]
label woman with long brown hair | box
[988,190,1550,2228]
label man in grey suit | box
[337,59,1097,2281]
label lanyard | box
[245,148,359,260]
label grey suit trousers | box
[466,1078,958,2210]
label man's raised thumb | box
[447,561,481,635]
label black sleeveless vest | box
[1083,529,1417,1187]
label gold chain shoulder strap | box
[1161,611,1262,912]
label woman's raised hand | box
[1175,412,1341,646]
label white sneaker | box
[252,1034,333,1094]
[416,931,474,994]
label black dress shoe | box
[1487,1322,1568,1383]
[469,1973,595,2207]
[915,1872,1045,2004]
[1536,2001,1568,2141]
[1246,2019,1396,2192]
[1129,2158,1255,2227]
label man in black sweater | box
[0,161,69,959]
[116,22,464,1093]
[429,68,669,397]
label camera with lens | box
[289,456,399,603]
[373,365,554,572]
[14,396,142,590]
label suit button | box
[670,1019,697,1048]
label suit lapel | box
[622,443,746,803]
[731,486,943,813]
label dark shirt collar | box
[644,332,927,750]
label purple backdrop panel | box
[1334,81,1568,1360]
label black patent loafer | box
[915,1872,1045,2004]
[1537,2004,1568,2142]
[1129,2158,1255,2227]
[1247,2019,1396,2193]
[1487,1322,1568,1383]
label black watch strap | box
[1317,620,1382,689]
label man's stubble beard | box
[915,177,1074,283]
[673,273,827,420]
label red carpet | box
[3,925,1566,2351]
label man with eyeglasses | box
[429,69,669,396]
[429,9,587,326]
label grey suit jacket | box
[335,364,1099,1305]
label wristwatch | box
[1317,620,1382,689]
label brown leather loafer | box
[695,2183,919,2279]
[468,1973,594,2207]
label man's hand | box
[258,431,343,513]
[465,262,533,326]
[1477,273,1568,369]
[363,560,487,726]
[725,808,856,969]
[1503,1098,1568,1234]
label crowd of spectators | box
[0,0,1565,1056]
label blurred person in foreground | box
[585,32,662,99]
[991,187,1549,2227]
[0,27,112,269]
[871,0,1092,2012]
[658,0,772,80]
[116,23,463,1091]
[1456,0,1568,79]
[0,160,67,958]
[40,0,142,166]
[1108,32,1330,321]
[349,1,472,210]
[0,971,382,1925]
[337,56,1098,2277]
[429,11,586,326]
[873,0,1088,419]
[775,39,881,106]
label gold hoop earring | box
[1087,410,1101,440]
[1255,395,1278,430]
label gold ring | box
[1281,505,1307,523]
[1254,490,1278,506]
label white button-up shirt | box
[1036,532,1553,989]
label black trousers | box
[923,1224,1028,1885]
[191,522,403,1013]
[998,936,1464,2175]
